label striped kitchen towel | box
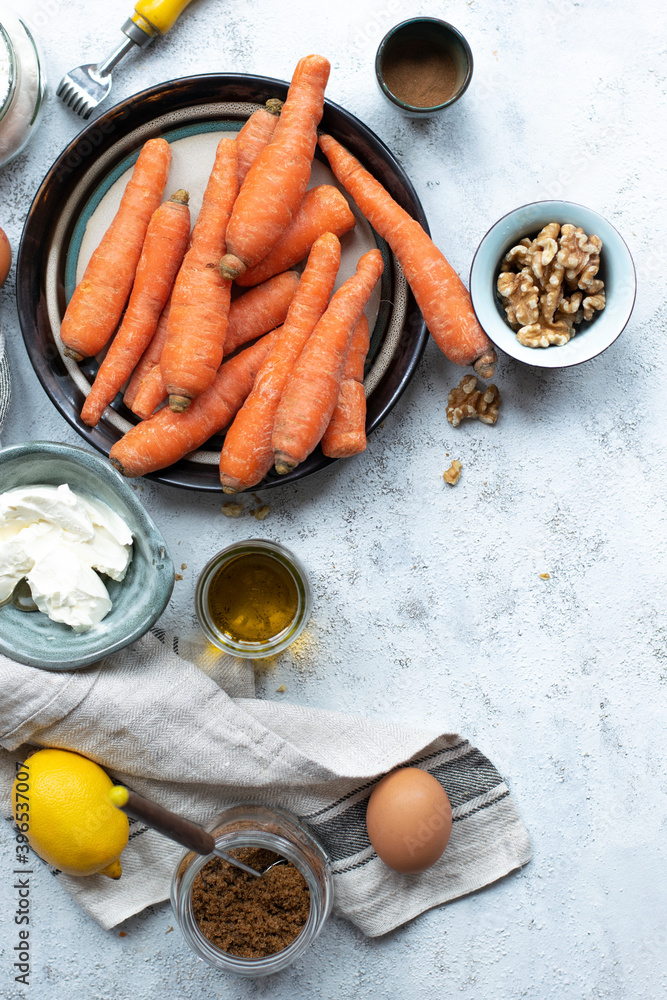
[0,632,531,935]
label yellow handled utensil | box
[57,0,196,120]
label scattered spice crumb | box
[165,926,174,934]
[252,504,271,521]
[221,502,243,518]
[118,931,127,938]
[276,684,286,693]
[180,563,187,571]
[139,485,144,492]
[539,572,551,579]
[380,420,386,428]
[443,460,462,485]
[174,573,183,582]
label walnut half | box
[447,376,501,427]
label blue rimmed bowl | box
[0,441,174,670]
[469,200,636,368]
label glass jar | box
[0,5,46,169]
[195,539,313,658]
[171,804,334,976]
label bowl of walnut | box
[469,201,636,368]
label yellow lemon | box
[13,749,129,879]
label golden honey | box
[195,540,311,657]
[207,552,299,644]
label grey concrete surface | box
[0,0,666,997]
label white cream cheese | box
[0,484,133,631]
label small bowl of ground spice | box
[375,17,473,117]
[171,804,333,976]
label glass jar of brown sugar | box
[171,804,333,976]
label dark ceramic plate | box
[17,74,429,492]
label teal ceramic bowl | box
[469,200,636,368]
[0,441,174,670]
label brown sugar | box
[192,847,310,959]
[382,40,458,108]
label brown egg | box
[366,767,452,873]
[0,227,11,287]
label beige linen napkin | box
[0,631,531,935]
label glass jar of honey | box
[195,539,312,658]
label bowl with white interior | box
[0,441,173,670]
[469,200,636,368]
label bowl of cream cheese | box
[0,441,174,669]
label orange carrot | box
[236,185,356,288]
[272,248,384,474]
[131,271,299,420]
[60,138,172,361]
[124,298,172,410]
[321,313,369,459]
[236,99,283,185]
[220,232,342,493]
[219,55,330,281]
[161,137,238,411]
[224,271,299,356]
[80,191,191,427]
[130,351,169,420]
[109,331,278,478]
[318,133,497,378]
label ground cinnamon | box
[192,847,310,959]
[382,40,457,108]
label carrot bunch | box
[67,50,495,490]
